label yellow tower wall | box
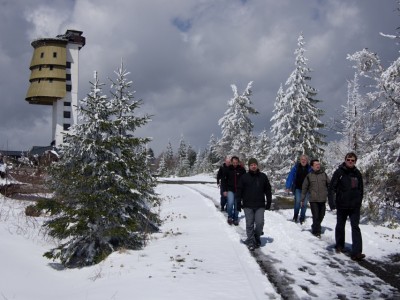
[26,40,68,104]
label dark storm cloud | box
[0,0,398,155]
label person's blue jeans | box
[226,191,238,221]
[294,189,309,221]
[220,185,227,210]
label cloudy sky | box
[0,0,398,155]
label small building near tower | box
[26,29,85,147]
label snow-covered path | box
[152,184,279,299]
[188,182,400,299]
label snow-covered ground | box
[0,174,399,299]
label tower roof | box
[31,29,85,48]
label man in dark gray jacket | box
[301,159,330,238]
[236,158,272,251]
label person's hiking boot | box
[351,253,366,261]
[299,217,305,225]
[233,220,239,226]
[312,232,321,238]
[335,246,344,254]
[292,215,298,223]
[255,237,261,248]
[227,218,233,225]
[248,244,255,251]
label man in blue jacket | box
[285,155,311,224]
[236,158,272,251]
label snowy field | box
[0,174,399,299]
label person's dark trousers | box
[220,185,227,211]
[310,202,326,235]
[243,207,265,246]
[335,208,363,255]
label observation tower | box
[26,29,85,146]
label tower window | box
[66,61,71,69]
[64,111,71,118]
[49,65,53,70]
[40,52,44,58]
[64,101,71,106]
[66,84,72,91]
[66,74,71,81]
[39,66,42,71]
[53,52,57,58]
[63,124,70,131]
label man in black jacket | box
[236,158,272,251]
[221,156,246,225]
[329,152,365,261]
[217,156,230,211]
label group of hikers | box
[216,152,365,261]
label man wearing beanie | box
[236,158,272,251]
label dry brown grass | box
[1,165,49,200]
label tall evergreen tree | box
[39,64,160,268]
[164,141,175,176]
[157,152,168,176]
[254,129,272,171]
[217,82,258,161]
[207,134,220,165]
[186,144,197,168]
[176,135,190,176]
[340,73,371,154]
[201,149,214,173]
[269,84,287,170]
[270,33,325,178]
[347,46,400,209]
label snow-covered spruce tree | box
[270,33,325,182]
[253,129,272,171]
[192,148,203,174]
[200,149,213,173]
[340,73,371,154]
[347,46,400,213]
[157,152,168,176]
[176,135,190,176]
[163,141,175,176]
[40,64,160,268]
[186,144,197,169]
[207,134,221,165]
[194,135,220,174]
[217,82,258,161]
